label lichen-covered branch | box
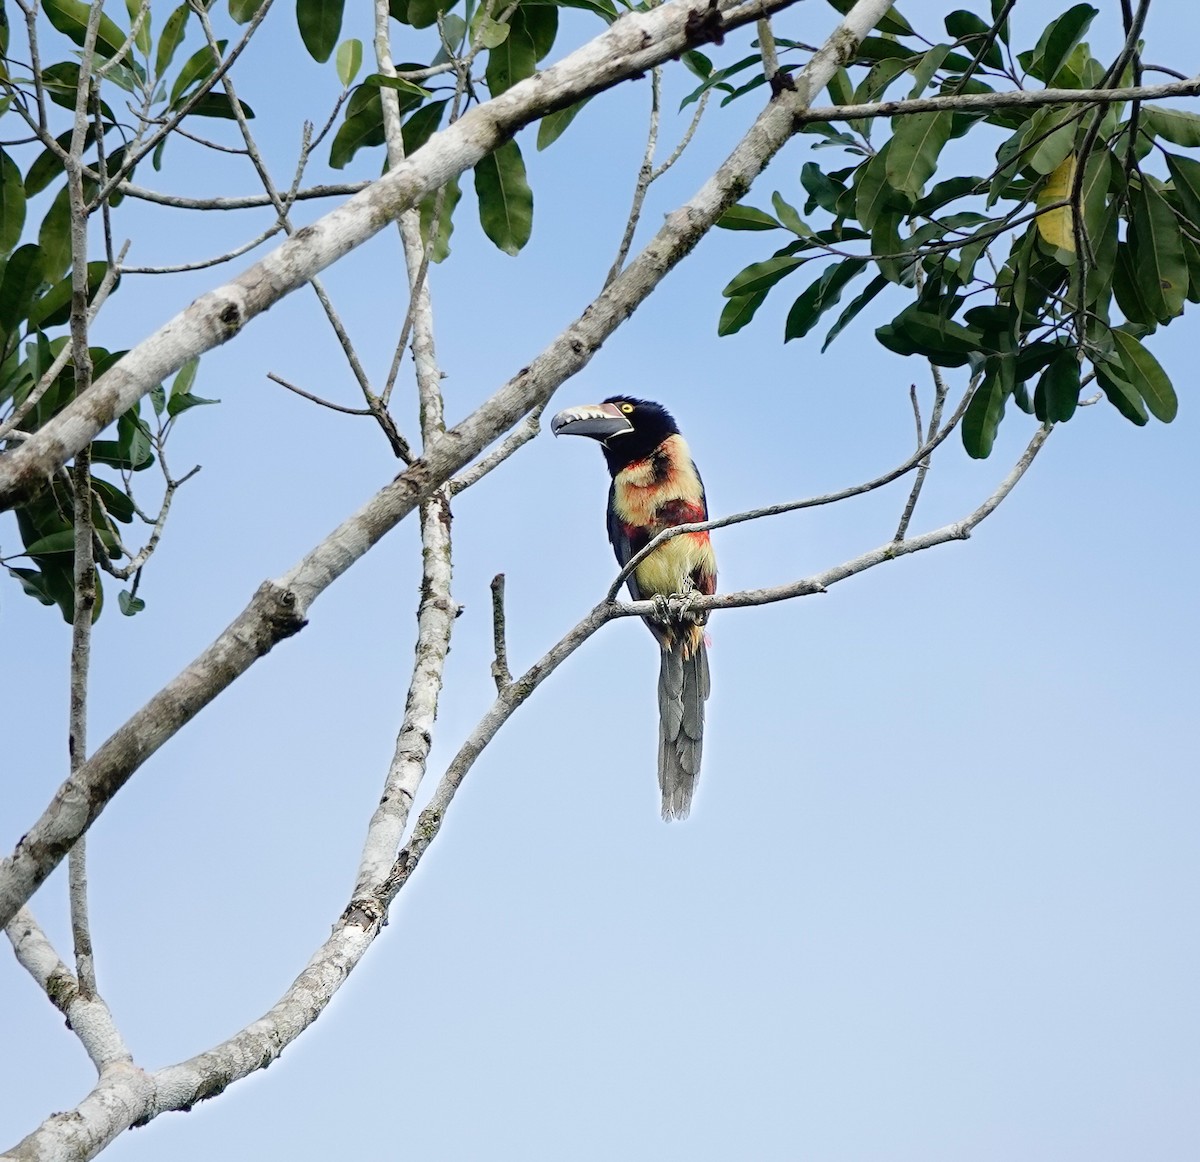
[0,0,896,948]
[0,0,840,510]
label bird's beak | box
[550,402,634,440]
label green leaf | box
[944,10,1002,68]
[855,142,909,231]
[28,262,110,328]
[25,130,81,199]
[800,163,845,215]
[1026,4,1097,84]
[185,92,255,120]
[718,291,768,337]
[230,0,269,23]
[167,391,219,417]
[91,477,136,524]
[170,40,226,106]
[907,44,951,100]
[1113,240,1153,324]
[118,589,146,616]
[961,362,1007,458]
[123,0,151,53]
[1079,148,1113,244]
[885,111,953,198]
[1027,112,1077,176]
[419,176,461,263]
[1165,152,1200,229]
[770,192,811,237]
[1033,349,1079,423]
[8,567,56,606]
[1094,361,1148,425]
[722,255,807,298]
[1130,178,1188,322]
[477,17,509,48]
[823,0,913,37]
[364,73,432,99]
[43,0,129,60]
[913,175,984,215]
[889,305,986,367]
[474,140,533,256]
[22,530,78,555]
[486,11,537,95]
[329,88,385,169]
[822,273,888,352]
[38,186,73,284]
[172,358,199,397]
[396,0,459,30]
[0,149,26,257]
[296,0,344,63]
[991,0,1011,44]
[0,244,45,332]
[784,259,867,342]
[519,1,557,61]
[1141,106,1200,149]
[402,100,448,155]
[1112,330,1177,422]
[538,98,590,151]
[336,38,362,87]
[716,205,781,231]
[156,5,191,77]
[150,383,166,415]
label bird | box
[551,396,716,820]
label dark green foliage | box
[712,1,1189,456]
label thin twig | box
[894,363,955,541]
[66,0,104,1000]
[266,373,374,416]
[449,408,544,494]
[489,574,511,692]
[605,67,662,288]
[384,427,1053,902]
[606,385,975,602]
[121,220,286,274]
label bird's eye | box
[621,403,634,414]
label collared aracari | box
[551,397,716,820]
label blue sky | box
[3,1,1198,1158]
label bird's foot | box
[669,589,705,624]
[651,593,672,624]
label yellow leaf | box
[1037,154,1076,253]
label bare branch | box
[894,364,955,542]
[5,907,132,1073]
[120,220,286,275]
[0,0,898,937]
[65,0,103,1002]
[449,409,543,494]
[489,574,512,692]
[380,426,1052,909]
[266,372,374,416]
[0,0,839,507]
[5,420,1050,1162]
[794,75,1200,126]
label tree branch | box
[0,0,842,509]
[5,907,132,1074]
[0,0,896,937]
[4,419,1049,1162]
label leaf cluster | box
[715,0,1194,456]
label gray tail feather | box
[657,641,710,821]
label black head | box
[551,395,680,476]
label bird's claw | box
[671,589,705,624]
[651,594,672,624]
